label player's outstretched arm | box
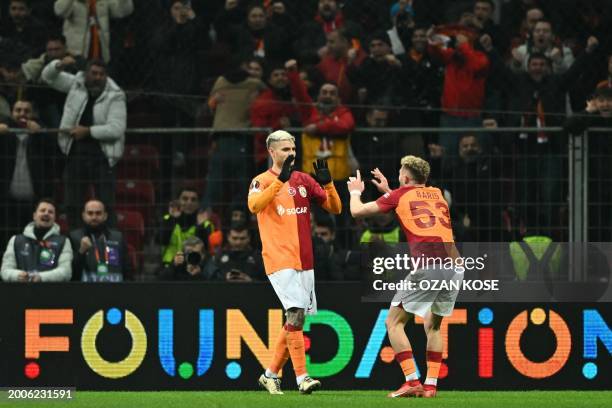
[347,170,382,218]
[313,159,342,214]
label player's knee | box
[424,315,443,334]
[286,308,305,328]
[385,314,403,332]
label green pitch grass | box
[12,391,612,408]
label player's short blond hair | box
[266,130,295,149]
[400,155,430,184]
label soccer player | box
[347,156,460,398]
[248,130,342,395]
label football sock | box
[425,350,443,386]
[286,324,307,382]
[267,325,290,376]
[395,349,419,381]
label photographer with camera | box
[206,222,264,282]
[167,236,208,281]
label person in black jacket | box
[430,133,503,241]
[347,31,402,105]
[166,235,208,281]
[0,99,57,247]
[0,0,49,57]
[293,0,362,65]
[215,2,291,62]
[487,35,600,234]
[206,222,264,282]
[69,199,133,282]
[565,87,612,241]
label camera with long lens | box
[186,251,202,266]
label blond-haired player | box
[248,130,342,395]
[347,155,460,398]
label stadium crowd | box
[0,0,611,282]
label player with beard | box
[69,199,133,282]
[249,130,341,395]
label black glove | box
[278,154,295,182]
[313,159,332,185]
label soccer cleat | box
[387,380,423,398]
[418,385,437,398]
[258,373,284,395]
[298,376,321,394]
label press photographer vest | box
[13,234,66,272]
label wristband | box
[349,190,362,196]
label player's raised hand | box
[313,159,332,186]
[371,168,391,194]
[278,154,295,182]
[347,170,365,194]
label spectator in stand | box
[0,51,26,120]
[316,28,366,104]
[501,2,545,52]
[53,0,134,62]
[245,57,265,81]
[286,59,355,183]
[166,236,208,281]
[488,36,600,234]
[159,187,214,267]
[596,53,612,90]
[21,34,86,128]
[312,210,359,280]
[353,108,424,180]
[150,0,207,170]
[1,198,72,282]
[396,25,444,128]
[216,2,291,62]
[427,19,490,156]
[250,61,300,171]
[287,58,355,247]
[69,199,132,281]
[0,0,48,57]
[206,222,264,282]
[386,1,415,56]
[429,134,503,241]
[565,87,612,241]
[151,0,207,126]
[294,0,362,64]
[473,0,506,54]
[0,100,57,247]
[347,31,402,105]
[510,19,574,74]
[42,58,126,228]
[201,58,265,214]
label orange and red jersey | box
[376,185,454,257]
[248,169,341,275]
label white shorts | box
[268,269,317,315]
[391,267,462,318]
